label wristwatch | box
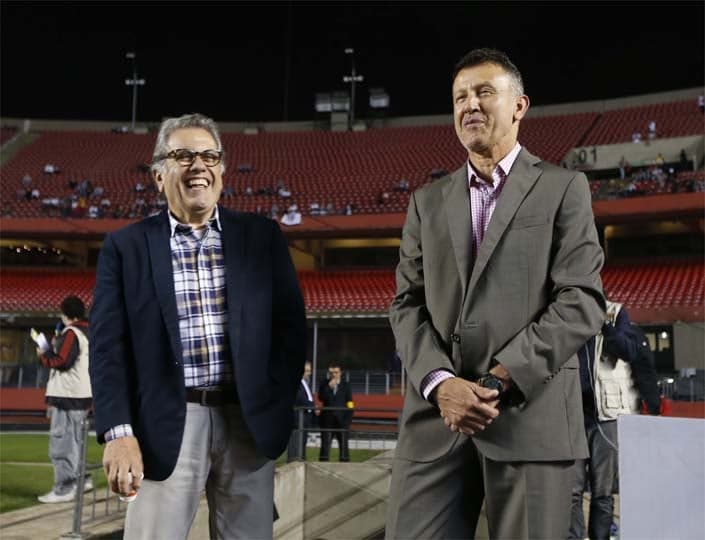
[477,373,505,395]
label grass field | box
[0,433,108,513]
[0,433,382,514]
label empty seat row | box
[1,260,702,314]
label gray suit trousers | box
[386,438,574,540]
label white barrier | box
[618,415,705,540]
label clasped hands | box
[435,377,501,435]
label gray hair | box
[150,113,225,174]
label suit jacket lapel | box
[146,212,183,364]
[443,166,472,301]
[219,207,245,363]
[466,149,542,299]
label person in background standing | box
[569,300,660,540]
[37,295,93,503]
[318,362,353,462]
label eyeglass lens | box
[171,149,221,166]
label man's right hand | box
[103,436,144,497]
[435,377,500,436]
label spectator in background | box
[91,185,105,200]
[344,203,354,216]
[697,94,704,113]
[647,120,657,141]
[318,362,353,462]
[21,173,32,190]
[394,177,410,192]
[222,184,235,199]
[281,204,302,226]
[43,163,60,174]
[36,296,93,503]
[680,148,690,170]
[61,195,73,217]
[569,300,660,540]
[31,188,40,200]
[631,131,641,143]
[276,179,291,198]
[288,361,315,461]
[618,156,630,180]
[77,179,93,198]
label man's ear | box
[153,171,163,193]
[514,94,530,121]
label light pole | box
[343,48,364,131]
[125,52,146,132]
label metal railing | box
[1,365,406,395]
[62,414,128,539]
[312,370,405,395]
[286,405,401,462]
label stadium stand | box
[1,89,702,408]
[1,261,702,321]
[582,100,704,146]
[4,98,700,218]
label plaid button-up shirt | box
[105,208,233,442]
[169,209,233,388]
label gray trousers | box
[569,420,618,540]
[48,407,87,494]
[385,439,575,540]
[124,403,275,540]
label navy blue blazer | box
[89,207,306,480]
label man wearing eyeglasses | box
[89,113,306,539]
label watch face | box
[479,375,504,393]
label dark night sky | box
[1,1,703,124]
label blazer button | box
[450,333,460,343]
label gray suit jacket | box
[390,148,605,463]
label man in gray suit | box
[385,48,606,539]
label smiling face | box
[154,127,223,227]
[452,62,529,160]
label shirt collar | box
[467,142,522,187]
[168,206,222,237]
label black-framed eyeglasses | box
[156,148,223,167]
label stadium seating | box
[1,260,701,315]
[0,114,610,219]
[582,100,703,146]
[1,98,702,218]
